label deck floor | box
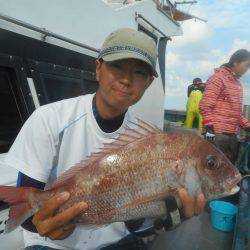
[149,211,234,250]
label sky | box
[164,0,250,111]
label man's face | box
[194,81,202,86]
[95,58,154,112]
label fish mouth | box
[222,185,240,196]
[224,173,242,196]
[208,173,242,201]
[220,172,242,197]
[212,185,240,200]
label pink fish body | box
[0,120,241,232]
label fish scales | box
[53,132,229,223]
[76,135,177,223]
[0,120,242,232]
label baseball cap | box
[98,28,158,77]
[193,78,202,84]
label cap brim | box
[101,52,158,77]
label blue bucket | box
[209,201,238,232]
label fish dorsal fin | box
[51,119,161,189]
[102,118,161,150]
[51,152,107,189]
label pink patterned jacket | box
[199,67,250,134]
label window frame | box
[28,59,98,105]
[0,53,35,121]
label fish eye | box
[207,155,217,170]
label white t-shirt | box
[5,93,137,250]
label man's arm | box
[32,192,87,240]
[17,172,88,240]
[17,172,45,232]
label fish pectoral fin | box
[118,189,175,212]
[97,201,167,223]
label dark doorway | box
[0,67,25,153]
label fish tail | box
[0,185,42,233]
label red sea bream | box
[0,120,241,232]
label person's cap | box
[193,78,202,84]
[98,28,158,77]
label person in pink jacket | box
[200,49,250,164]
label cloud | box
[191,0,250,32]
[168,20,213,48]
[165,38,250,110]
[164,1,250,110]
[165,35,250,110]
[228,39,250,55]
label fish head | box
[185,135,241,201]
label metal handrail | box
[135,12,171,39]
[0,13,99,53]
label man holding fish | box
[0,28,241,250]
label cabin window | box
[0,67,26,153]
[28,60,98,105]
[0,55,98,154]
[39,73,85,103]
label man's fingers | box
[178,188,194,219]
[39,201,88,235]
[178,189,206,219]
[48,224,75,241]
[194,193,205,216]
[48,228,66,241]
[33,192,70,224]
[57,225,76,240]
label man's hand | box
[161,189,205,231]
[178,188,205,218]
[32,192,88,240]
